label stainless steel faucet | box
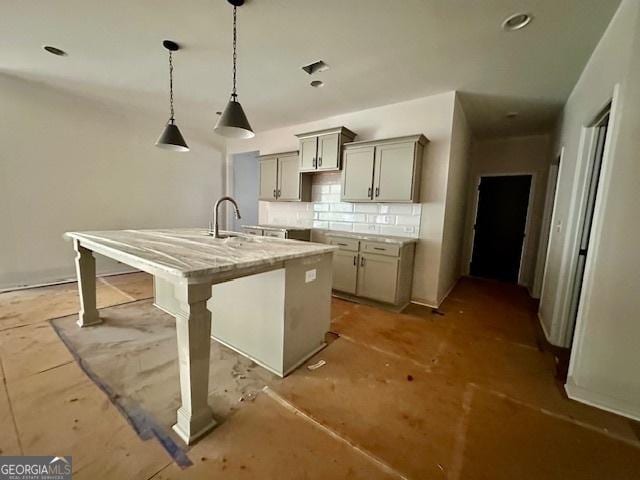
[209,196,242,238]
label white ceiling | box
[1,0,621,138]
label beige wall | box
[461,135,552,288]
[438,96,472,301]
[0,74,225,290]
[227,91,461,306]
[543,0,640,420]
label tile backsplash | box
[262,172,421,238]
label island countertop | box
[65,228,337,280]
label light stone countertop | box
[324,230,418,245]
[241,224,311,232]
[65,228,337,280]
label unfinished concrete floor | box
[1,273,639,479]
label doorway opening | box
[230,151,260,231]
[566,108,610,344]
[470,174,533,283]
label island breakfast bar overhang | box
[64,229,337,444]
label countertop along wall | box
[226,91,459,306]
[0,74,226,290]
[540,0,640,420]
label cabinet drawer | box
[263,230,287,239]
[361,241,400,257]
[243,228,263,236]
[329,237,359,251]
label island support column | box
[73,239,100,327]
[172,280,216,444]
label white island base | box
[153,254,332,378]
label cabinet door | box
[277,154,301,201]
[332,250,358,294]
[374,141,416,202]
[356,253,399,304]
[341,146,375,202]
[317,133,340,171]
[299,137,318,172]
[259,158,278,200]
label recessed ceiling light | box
[43,45,67,56]
[506,112,519,119]
[502,13,533,31]
[310,80,324,88]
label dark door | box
[470,175,532,283]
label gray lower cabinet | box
[357,253,399,304]
[332,249,358,294]
[329,236,415,306]
[341,134,428,203]
[259,151,311,202]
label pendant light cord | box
[232,5,237,99]
[168,51,175,122]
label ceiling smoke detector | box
[43,45,67,56]
[502,13,533,31]
[302,60,329,75]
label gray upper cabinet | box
[259,156,278,201]
[341,134,428,203]
[259,151,311,202]
[278,153,303,201]
[341,146,376,202]
[296,127,356,173]
[299,137,317,171]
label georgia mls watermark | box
[0,456,72,480]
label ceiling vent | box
[302,60,329,75]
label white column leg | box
[73,239,100,327]
[172,281,216,444]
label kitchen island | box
[64,228,336,444]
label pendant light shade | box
[156,120,189,152]
[214,0,254,139]
[156,40,189,152]
[215,97,254,139]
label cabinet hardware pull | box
[360,256,365,267]
[318,156,322,166]
[374,247,385,251]
[313,157,317,168]
[277,189,281,197]
[353,255,357,266]
[367,187,372,198]
[273,189,277,198]
[375,187,380,197]
[337,242,348,246]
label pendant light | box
[214,0,255,139]
[156,40,189,152]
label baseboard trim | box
[409,299,438,309]
[565,377,640,422]
[0,269,140,293]
[537,312,553,344]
